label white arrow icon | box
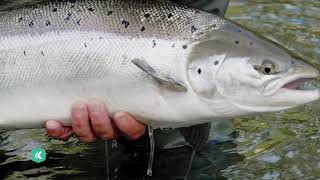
[35,152,42,160]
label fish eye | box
[261,60,276,75]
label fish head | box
[187,21,319,114]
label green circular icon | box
[31,147,46,163]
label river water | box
[0,0,320,179]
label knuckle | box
[71,104,87,119]
[72,118,89,130]
[71,113,85,122]
[89,111,101,120]
[91,117,107,127]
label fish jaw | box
[263,59,320,95]
[262,72,320,111]
[260,58,320,109]
[214,55,320,113]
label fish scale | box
[0,0,222,39]
[0,0,223,90]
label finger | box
[45,120,73,139]
[87,99,117,140]
[113,112,146,140]
[71,101,96,142]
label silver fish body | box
[0,0,318,129]
[0,0,225,128]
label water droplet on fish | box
[112,139,117,148]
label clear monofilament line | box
[147,125,155,176]
[105,141,110,180]
[184,149,196,180]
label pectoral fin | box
[180,123,211,150]
[132,59,187,91]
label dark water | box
[1,0,320,179]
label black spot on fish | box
[214,61,219,65]
[29,21,33,28]
[235,40,239,44]
[167,13,173,18]
[65,12,72,20]
[144,13,150,18]
[84,42,87,48]
[152,40,156,48]
[52,8,57,12]
[172,43,175,48]
[249,42,254,46]
[18,17,23,22]
[41,51,45,56]
[292,61,295,65]
[198,68,201,74]
[70,5,75,8]
[46,20,51,26]
[182,45,188,49]
[212,24,217,28]
[237,29,242,33]
[122,20,130,28]
[88,7,94,12]
[141,26,145,32]
[191,25,197,34]
[23,51,26,56]
[195,10,200,14]
[77,19,81,25]
[107,11,113,16]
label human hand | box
[45,99,146,142]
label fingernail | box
[46,120,59,131]
[114,112,128,122]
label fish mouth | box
[281,78,315,90]
[260,71,320,109]
[264,72,319,96]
